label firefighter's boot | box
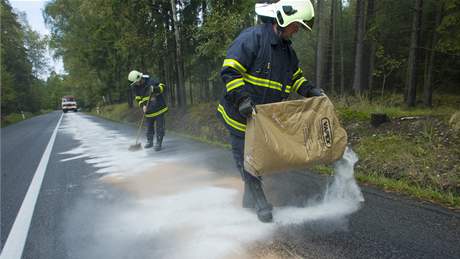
[144,140,153,148]
[154,135,163,151]
[246,178,273,223]
[144,138,153,149]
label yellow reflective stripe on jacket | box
[226,78,245,92]
[243,73,283,91]
[285,85,292,93]
[217,104,246,132]
[135,96,145,106]
[138,96,150,106]
[145,107,168,118]
[223,59,247,74]
[159,83,165,93]
[293,77,306,93]
[223,58,293,93]
[293,67,302,81]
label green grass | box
[88,103,141,124]
[355,132,458,188]
[2,113,26,127]
[333,94,460,123]
[312,165,334,175]
[1,110,51,127]
[356,170,460,208]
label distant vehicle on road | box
[62,96,78,113]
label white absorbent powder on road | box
[60,113,364,259]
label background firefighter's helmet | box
[255,0,315,30]
[128,70,143,83]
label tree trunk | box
[162,8,175,107]
[188,74,193,105]
[205,77,210,101]
[361,0,376,95]
[315,0,324,89]
[208,79,214,101]
[201,1,208,103]
[368,43,376,100]
[406,0,423,107]
[167,58,175,107]
[199,78,203,101]
[329,0,337,95]
[352,0,365,94]
[423,2,442,108]
[366,0,376,100]
[338,0,345,95]
[127,87,134,108]
[381,75,386,98]
[201,0,207,23]
[170,0,186,108]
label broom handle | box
[134,112,145,144]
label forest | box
[2,0,459,117]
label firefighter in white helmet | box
[129,70,168,151]
[216,0,323,223]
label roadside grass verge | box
[1,110,53,128]
[354,132,459,208]
[87,103,141,124]
[334,94,459,123]
[355,170,460,209]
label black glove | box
[151,85,161,94]
[238,97,254,118]
[307,87,325,97]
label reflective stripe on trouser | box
[145,107,168,117]
[230,134,259,182]
[145,114,165,142]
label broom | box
[128,112,145,151]
[128,90,154,151]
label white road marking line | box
[1,114,63,259]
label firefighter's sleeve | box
[135,94,149,107]
[291,66,324,98]
[149,80,166,95]
[135,86,150,107]
[157,83,166,94]
[221,30,258,105]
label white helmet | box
[128,70,143,83]
[255,0,315,30]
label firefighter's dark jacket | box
[133,75,168,117]
[217,23,319,137]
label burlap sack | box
[244,96,347,177]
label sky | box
[10,0,65,78]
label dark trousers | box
[145,114,165,142]
[230,134,259,182]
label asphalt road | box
[1,111,459,259]
[1,112,63,249]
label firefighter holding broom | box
[128,70,168,151]
[217,0,324,223]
